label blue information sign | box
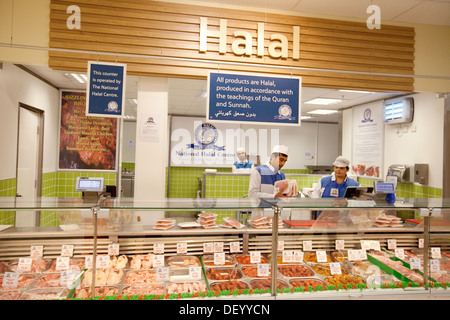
[86,61,126,117]
[207,72,301,125]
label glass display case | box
[0,196,449,300]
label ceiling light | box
[339,89,373,94]
[307,109,339,115]
[70,73,87,84]
[301,115,313,120]
[304,98,341,105]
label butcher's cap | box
[333,156,350,167]
[236,147,245,153]
[272,145,289,156]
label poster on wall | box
[207,71,301,126]
[352,102,384,178]
[59,91,117,170]
[170,116,242,167]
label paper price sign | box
[358,249,367,261]
[84,256,93,269]
[316,251,327,263]
[330,263,342,275]
[153,255,165,267]
[293,251,304,263]
[360,240,371,251]
[203,243,214,253]
[303,241,312,251]
[410,258,421,270]
[189,267,202,280]
[2,272,19,288]
[30,246,43,257]
[348,250,359,261]
[214,242,224,253]
[214,252,225,265]
[418,238,424,248]
[395,249,405,260]
[108,244,120,256]
[61,245,74,257]
[257,264,270,277]
[96,255,110,269]
[370,241,381,251]
[153,243,164,254]
[177,242,187,255]
[335,240,345,250]
[282,251,293,263]
[56,256,70,271]
[278,240,284,251]
[61,270,81,288]
[250,251,261,264]
[430,260,440,273]
[156,267,169,281]
[387,239,397,250]
[431,248,441,259]
[18,258,32,272]
[229,242,240,253]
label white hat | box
[272,145,289,155]
[236,147,245,153]
[333,156,350,167]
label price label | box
[153,255,165,267]
[303,241,312,251]
[56,256,70,271]
[257,264,269,277]
[153,243,164,254]
[316,251,327,263]
[387,239,396,250]
[84,256,93,269]
[18,258,32,272]
[357,249,367,261]
[156,267,169,281]
[177,242,187,255]
[330,263,342,275]
[360,240,371,251]
[108,244,120,256]
[431,248,441,259]
[335,240,345,250]
[2,272,19,288]
[277,240,284,251]
[214,252,225,265]
[214,242,223,253]
[348,250,359,261]
[96,255,110,269]
[410,258,421,270]
[293,251,304,263]
[370,241,381,251]
[250,251,261,264]
[430,260,440,273]
[395,248,405,260]
[189,267,202,280]
[229,242,240,253]
[61,245,74,257]
[418,238,424,248]
[203,243,214,254]
[61,270,81,288]
[282,251,293,263]
[30,246,43,257]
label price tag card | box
[229,242,240,253]
[348,250,359,261]
[293,251,304,263]
[430,259,440,273]
[108,243,120,256]
[357,249,367,261]
[250,251,261,264]
[153,243,164,254]
[214,252,225,265]
[303,240,312,251]
[61,270,81,288]
[56,256,70,271]
[30,246,43,257]
[316,251,327,263]
[96,255,110,269]
[61,245,74,257]
[277,240,284,251]
[410,258,421,270]
[395,248,405,260]
[330,263,342,275]
[360,240,371,251]
[257,264,269,277]
[370,241,381,251]
[153,255,165,267]
[335,240,345,250]
[18,258,32,272]
[2,272,19,288]
[203,243,214,254]
[282,251,293,263]
[84,256,93,269]
[156,267,169,281]
[431,247,441,259]
[177,242,187,255]
[214,242,223,253]
[189,267,202,280]
[387,239,396,250]
[418,238,424,248]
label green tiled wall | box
[357,177,442,198]
[0,178,16,225]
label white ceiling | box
[23,0,450,122]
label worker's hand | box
[274,191,287,198]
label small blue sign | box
[86,61,126,117]
[207,72,301,125]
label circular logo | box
[107,101,118,111]
[363,108,372,121]
[278,104,292,118]
[195,123,218,146]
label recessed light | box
[339,89,373,94]
[70,73,87,84]
[307,109,339,115]
[301,115,313,120]
[304,98,342,105]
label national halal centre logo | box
[275,104,295,120]
[187,123,225,150]
[362,108,373,123]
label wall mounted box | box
[414,163,429,185]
